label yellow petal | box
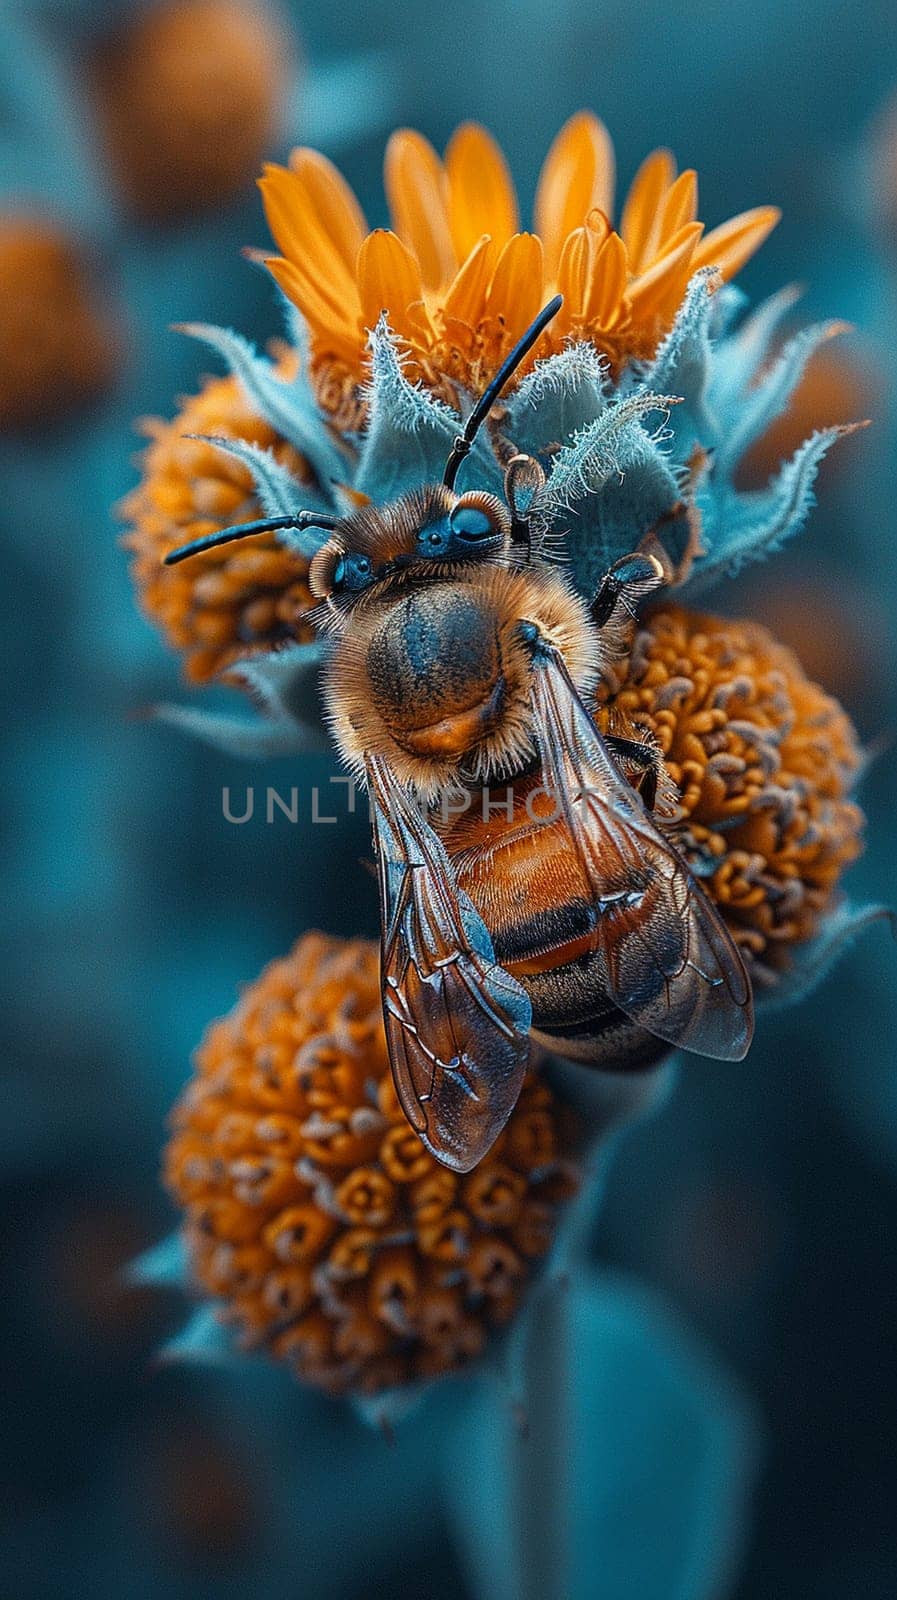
[444,123,519,261]
[265,259,358,359]
[356,229,433,346]
[287,147,367,272]
[586,230,630,326]
[584,207,612,243]
[383,129,456,293]
[692,206,781,279]
[443,234,497,327]
[557,221,629,336]
[619,148,677,272]
[259,165,358,308]
[259,164,309,262]
[486,233,545,352]
[534,111,616,277]
[628,221,703,312]
[556,225,596,323]
[659,169,698,243]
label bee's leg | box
[639,496,702,585]
[590,552,666,630]
[504,454,546,562]
[602,731,663,812]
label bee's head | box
[161,297,563,614]
[308,485,512,616]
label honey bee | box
[166,296,753,1173]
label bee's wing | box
[366,754,532,1173]
[530,645,753,1061]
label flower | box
[122,364,316,682]
[595,606,864,986]
[0,216,114,431]
[137,131,845,757]
[260,112,779,424]
[92,0,291,223]
[165,933,579,1397]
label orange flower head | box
[122,362,316,683]
[260,112,780,427]
[0,216,115,431]
[93,0,291,223]
[596,607,864,984]
[165,933,579,1397]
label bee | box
[166,296,753,1173]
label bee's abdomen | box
[444,783,666,1071]
[366,585,505,759]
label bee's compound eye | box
[333,552,373,593]
[450,504,495,541]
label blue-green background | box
[2,2,896,1596]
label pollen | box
[0,216,115,431]
[597,607,865,986]
[91,0,290,223]
[122,364,316,682]
[165,933,579,1397]
[260,112,779,426]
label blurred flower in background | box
[0,214,116,429]
[90,0,291,223]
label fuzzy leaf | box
[690,424,853,587]
[760,902,895,1012]
[150,702,325,759]
[642,269,718,454]
[708,283,748,339]
[125,1232,188,1289]
[444,1273,758,1600]
[539,393,680,515]
[708,284,802,426]
[188,434,335,547]
[506,344,608,457]
[355,317,501,500]
[715,321,850,475]
[150,639,331,760]
[351,1384,431,1431]
[539,395,682,598]
[176,322,346,487]
[277,291,312,367]
[157,1306,238,1368]
[229,640,329,733]
[573,445,682,600]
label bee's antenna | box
[162,510,339,567]
[442,294,563,491]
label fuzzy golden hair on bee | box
[322,561,599,801]
[317,485,459,573]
